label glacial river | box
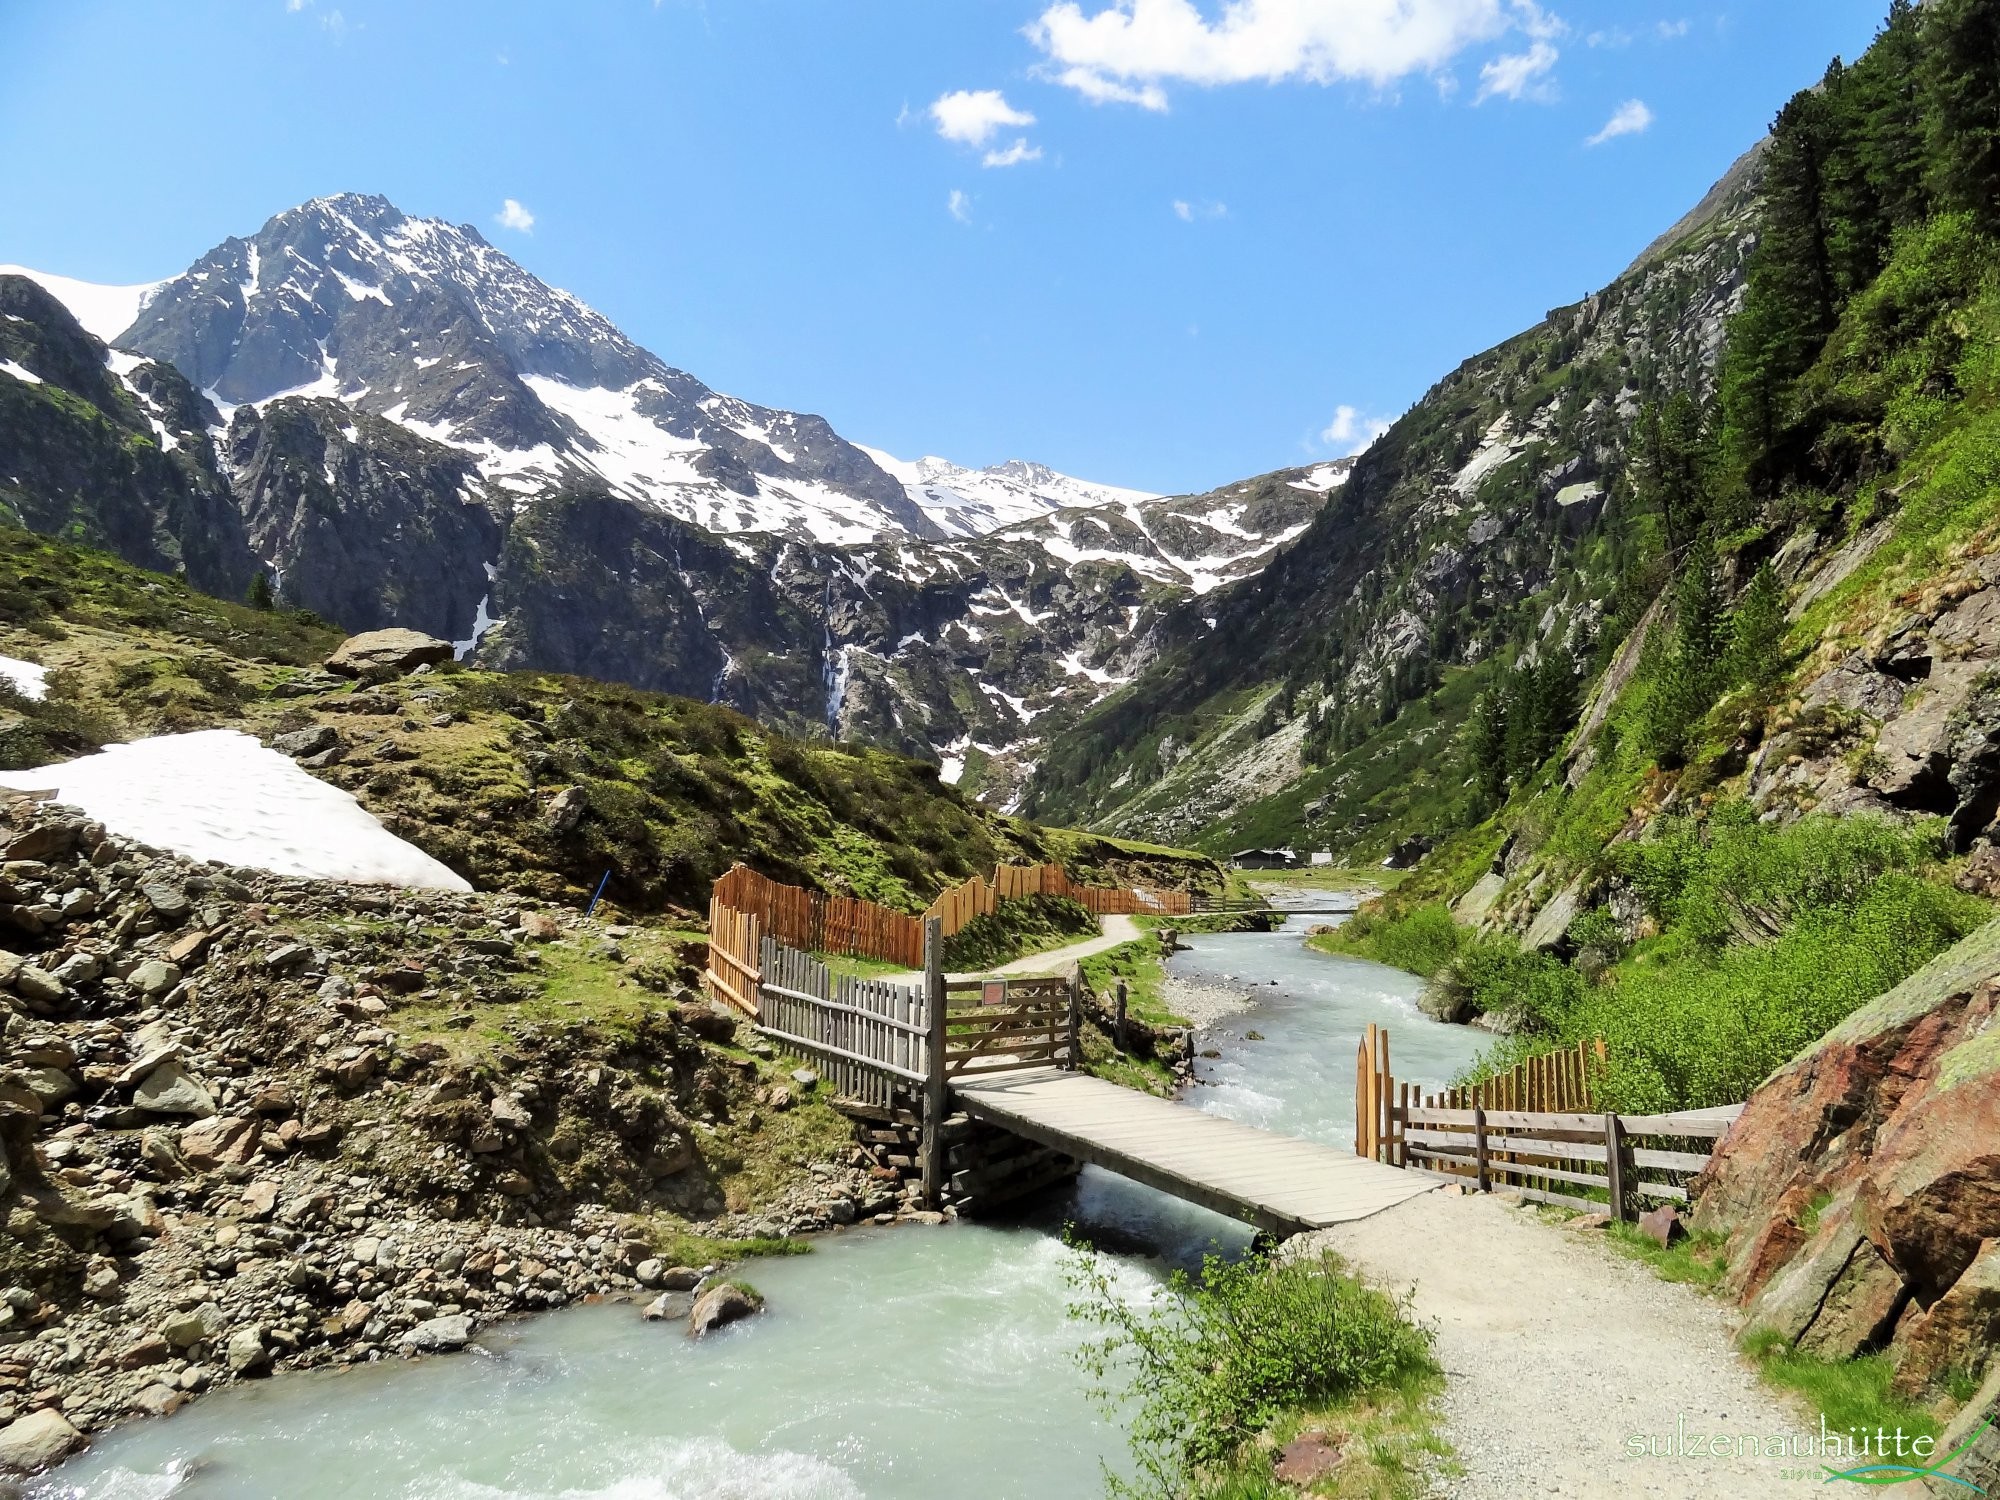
[37,904,1486,1500]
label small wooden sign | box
[981,979,1008,1006]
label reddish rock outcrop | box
[1694,919,2000,1393]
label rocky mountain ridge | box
[1025,142,1768,852]
[1,194,1326,801]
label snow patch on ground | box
[0,656,49,700]
[0,359,41,385]
[0,730,470,890]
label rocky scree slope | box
[0,793,927,1474]
[2,196,1325,798]
[1025,143,1766,855]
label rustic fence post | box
[1066,963,1082,1071]
[1360,1040,1376,1168]
[1375,1027,1392,1165]
[1604,1112,1628,1222]
[1474,1104,1490,1193]
[920,917,948,1210]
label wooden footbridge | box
[708,885,1434,1234]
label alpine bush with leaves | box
[1066,1241,1436,1499]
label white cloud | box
[1586,97,1652,146]
[948,189,974,223]
[495,199,536,233]
[983,138,1044,168]
[1320,404,1391,454]
[285,0,309,10]
[1475,38,1558,101]
[1172,198,1227,220]
[1057,66,1170,109]
[930,89,1036,147]
[1028,0,1566,109]
[1656,18,1688,39]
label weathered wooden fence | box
[1353,1024,1741,1222]
[758,938,930,1109]
[707,860,1192,984]
[703,911,1084,1205]
[712,864,926,970]
[942,975,1081,1080]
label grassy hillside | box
[1319,0,2000,1111]
[0,525,1223,915]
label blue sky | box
[2,1,1890,495]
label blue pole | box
[585,869,612,919]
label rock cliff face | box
[1694,919,2000,1394]
[0,277,255,601]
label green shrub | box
[1066,1243,1437,1499]
[1329,902,1467,977]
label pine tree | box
[1726,562,1788,691]
[1673,538,1728,671]
[1468,683,1510,807]
[1923,0,2000,235]
[1721,86,1841,484]
[246,572,274,611]
[1636,392,1715,554]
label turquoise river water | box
[34,903,1486,1500]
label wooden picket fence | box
[709,914,1083,1207]
[758,937,932,1109]
[1354,1024,1742,1222]
[704,860,1192,1008]
[988,861,1192,918]
[712,864,926,971]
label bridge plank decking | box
[952,1068,1437,1235]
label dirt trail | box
[980,913,1142,976]
[884,914,1145,982]
[1297,1191,1804,1499]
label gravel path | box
[979,914,1143,977]
[1296,1192,1805,1498]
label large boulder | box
[325,628,454,680]
[0,1408,84,1474]
[132,1058,214,1117]
[687,1282,760,1339]
[1695,919,2000,1393]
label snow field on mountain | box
[0,730,471,890]
[0,265,161,342]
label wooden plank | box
[750,1024,926,1083]
[760,984,928,1037]
[1619,1108,1743,1137]
[1632,1146,1713,1174]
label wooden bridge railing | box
[1354,1024,1741,1221]
[703,911,1083,1205]
[942,975,1080,1079]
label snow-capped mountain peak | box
[857,446,1159,538]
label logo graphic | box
[1823,1411,1994,1492]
